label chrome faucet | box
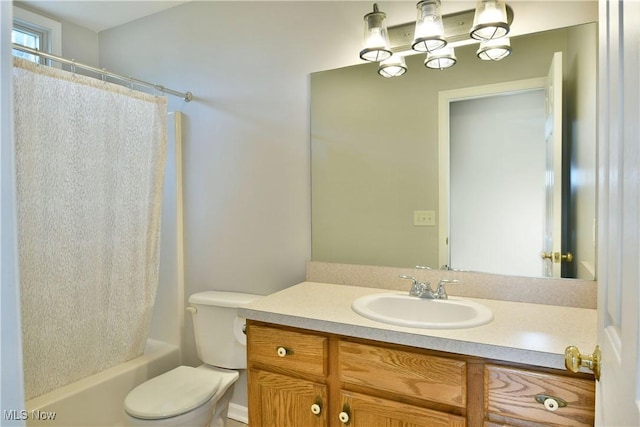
[399,275,459,300]
[400,275,436,298]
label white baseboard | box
[228,403,248,424]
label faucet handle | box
[400,275,427,297]
[399,275,417,285]
[435,279,459,299]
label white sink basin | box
[352,293,493,329]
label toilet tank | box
[188,291,261,369]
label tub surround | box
[25,340,179,427]
[239,281,596,371]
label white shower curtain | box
[13,57,167,400]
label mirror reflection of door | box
[543,51,565,278]
[446,53,566,277]
[448,87,548,277]
[441,48,597,279]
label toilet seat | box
[124,366,222,420]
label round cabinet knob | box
[310,403,321,415]
[338,411,350,424]
[535,393,567,411]
[544,397,559,412]
[276,347,288,357]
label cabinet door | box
[485,365,594,427]
[339,390,466,427]
[248,369,328,427]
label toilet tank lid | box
[189,291,261,307]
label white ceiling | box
[14,1,482,34]
[13,1,597,40]
[15,0,190,33]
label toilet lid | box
[124,366,222,420]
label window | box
[12,6,61,64]
[12,22,46,63]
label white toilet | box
[123,291,261,427]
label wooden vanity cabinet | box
[247,321,469,427]
[246,321,595,427]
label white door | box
[595,0,640,425]
[543,52,564,278]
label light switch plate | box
[414,210,436,226]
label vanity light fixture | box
[359,3,393,62]
[476,37,512,61]
[411,0,447,53]
[378,55,408,77]
[424,45,457,70]
[469,0,510,41]
[358,2,513,77]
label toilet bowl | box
[124,365,238,427]
[123,291,261,427]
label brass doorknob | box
[560,252,574,262]
[541,252,574,263]
[565,345,601,380]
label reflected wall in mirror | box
[311,22,597,280]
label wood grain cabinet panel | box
[485,365,595,427]
[340,390,466,427]
[339,340,467,408]
[248,369,328,427]
[248,324,328,377]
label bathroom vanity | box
[240,281,596,427]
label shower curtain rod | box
[12,44,193,102]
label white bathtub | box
[25,339,180,427]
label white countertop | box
[239,281,597,371]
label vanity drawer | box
[338,340,467,408]
[247,324,328,377]
[485,365,595,427]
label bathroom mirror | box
[311,22,597,280]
